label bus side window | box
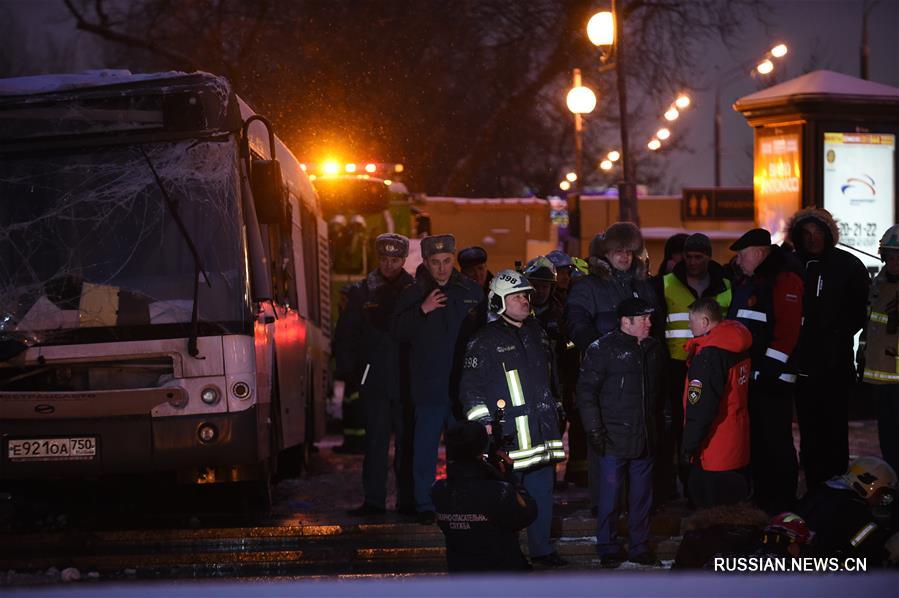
[300,200,321,325]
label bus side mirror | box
[251,159,286,224]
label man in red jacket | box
[682,297,753,509]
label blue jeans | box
[516,464,555,558]
[413,403,455,512]
[594,455,654,558]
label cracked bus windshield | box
[0,140,251,346]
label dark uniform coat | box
[334,268,415,397]
[390,268,485,407]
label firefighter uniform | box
[727,231,804,514]
[863,264,899,475]
[460,314,566,560]
[681,319,752,508]
[799,478,892,561]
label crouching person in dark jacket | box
[576,297,665,568]
[432,421,538,572]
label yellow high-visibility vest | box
[663,273,732,360]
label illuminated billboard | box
[754,126,802,244]
[823,132,896,269]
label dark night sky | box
[4,0,899,194]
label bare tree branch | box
[63,0,197,70]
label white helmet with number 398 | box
[488,269,534,315]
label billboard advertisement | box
[823,132,896,270]
[754,126,802,244]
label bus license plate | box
[7,437,97,462]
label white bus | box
[0,71,330,508]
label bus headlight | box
[231,381,251,400]
[200,386,220,405]
[198,423,218,443]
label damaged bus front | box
[0,72,329,504]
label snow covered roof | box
[735,70,899,110]
[0,70,194,96]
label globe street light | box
[607,150,620,162]
[587,11,615,48]
[586,2,639,225]
[566,67,596,255]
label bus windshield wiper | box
[139,148,212,358]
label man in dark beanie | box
[431,421,538,572]
[391,234,486,524]
[458,246,493,295]
[785,207,869,488]
[657,232,689,277]
[336,233,416,516]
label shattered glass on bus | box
[0,140,252,356]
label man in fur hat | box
[565,222,661,353]
[786,207,869,488]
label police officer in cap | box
[391,234,486,524]
[458,246,493,295]
[335,233,416,516]
[431,421,538,572]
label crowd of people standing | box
[333,206,898,571]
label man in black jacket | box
[460,269,568,567]
[565,223,661,510]
[576,297,665,568]
[335,234,416,517]
[390,234,486,524]
[786,207,870,488]
[432,421,538,572]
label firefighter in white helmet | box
[458,269,568,568]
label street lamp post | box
[587,3,639,224]
[714,44,788,186]
[566,68,596,255]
